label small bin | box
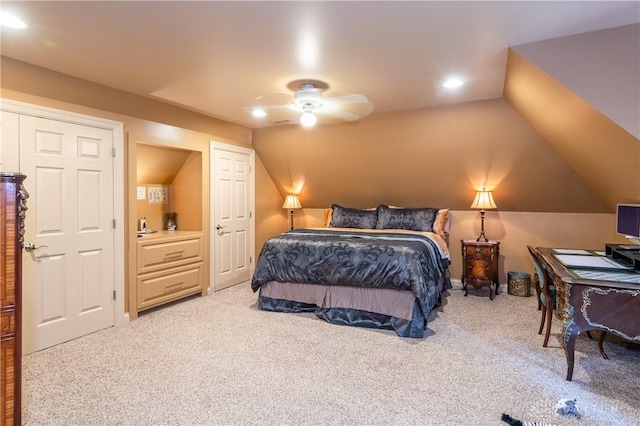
[507,271,531,297]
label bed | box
[251,204,452,338]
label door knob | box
[24,242,48,252]
[215,225,226,231]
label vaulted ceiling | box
[2,1,638,129]
[1,2,638,213]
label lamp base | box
[476,210,489,242]
[476,233,489,242]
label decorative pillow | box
[329,204,378,229]
[432,208,450,237]
[375,205,439,232]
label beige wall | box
[1,57,287,316]
[512,24,640,139]
[504,49,640,209]
[252,98,610,213]
[2,53,635,310]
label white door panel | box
[211,144,254,291]
[21,115,115,353]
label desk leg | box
[597,331,609,360]
[564,324,579,381]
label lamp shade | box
[470,190,497,210]
[282,194,302,210]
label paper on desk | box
[553,248,592,255]
[553,254,632,270]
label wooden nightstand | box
[461,240,500,300]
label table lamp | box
[282,194,302,230]
[471,189,497,242]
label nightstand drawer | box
[137,262,204,310]
[465,244,493,257]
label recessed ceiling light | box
[252,108,267,118]
[443,78,464,89]
[1,12,28,29]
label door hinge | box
[113,290,116,300]
[249,211,252,218]
[112,219,116,229]
[250,256,252,264]
[111,147,116,157]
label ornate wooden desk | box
[536,247,640,381]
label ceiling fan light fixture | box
[300,111,317,128]
[289,88,323,112]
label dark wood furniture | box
[1,173,28,426]
[536,247,640,381]
[461,240,500,300]
[605,243,640,270]
[527,245,555,347]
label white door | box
[211,143,254,291]
[20,115,116,353]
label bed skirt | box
[257,281,443,338]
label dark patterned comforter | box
[251,228,451,319]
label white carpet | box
[22,284,640,426]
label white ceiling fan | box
[245,79,373,128]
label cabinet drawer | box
[466,245,493,256]
[1,310,16,338]
[466,258,491,280]
[137,236,203,274]
[137,262,204,310]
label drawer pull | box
[165,281,184,289]
[164,250,184,258]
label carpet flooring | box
[22,283,640,425]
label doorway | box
[1,99,125,354]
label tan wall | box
[252,98,610,213]
[298,208,627,284]
[172,151,204,231]
[3,55,635,311]
[1,58,288,316]
[254,157,290,254]
[512,24,640,139]
[504,49,640,209]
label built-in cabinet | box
[131,142,207,317]
[136,231,205,312]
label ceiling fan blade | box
[329,94,369,104]
[323,108,361,121]
[242,104,288,111]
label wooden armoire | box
[1,172,28,426]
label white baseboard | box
[450,278,508,293]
